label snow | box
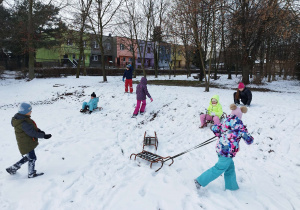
[0,73,300,210]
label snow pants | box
[200,114,220,126]
[133,100,146,115]
[82,102,96,111]
[125,79,133,93]
[196,155,239,191]
[11,150,37,175]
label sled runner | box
[130,136,217,172]
[143,131,158,150]
[80,107,103,114]
[130,150,174,172]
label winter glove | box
[122,77,125,82]
[150,98,153,102]
[211,112,215,116]
[44,134,52,139]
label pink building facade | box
[113,36,137,68]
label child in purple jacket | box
[132,77,153,118]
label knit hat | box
[91,92,96,97]
[238,82,245,89]
[230,103,247,119]
[18,102,32,115]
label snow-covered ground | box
[0,73,299,210]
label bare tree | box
[72,0,92,78]
[28,0,34,79]
[89,0,123,82]
[115,0,142,77]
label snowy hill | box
[0,74,299,210]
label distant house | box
[157,42,171,69]
[136,40,154,69]
[113,36,136,68]
[170,45,186,69]
[36,32,91,67]
[90,34,114,68]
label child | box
[233,82,252,106]
[80,92,99,114]
[6,102,52,178]
[132,77,153,117]
[194,105,253,190]
[230,103,248,119]
[122,64,134,93]
[200,95,223,128]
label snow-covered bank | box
[0,75,299,210]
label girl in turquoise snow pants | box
[195,112,254,191]
[196,155,239,190]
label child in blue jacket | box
[80,92,99,114]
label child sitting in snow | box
[200,95,223,128]
[194,104,253,191]
[6,102,52,178]
[80,92,99,114]
[132,77,153,118]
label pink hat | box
[238,82,245,89]
[230,104,248,119]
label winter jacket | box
[11,113,45,155]
[238,87,252,105]
[207,95,223,118]
[136,77,151,100]
[211,115,254,158]
[123,68,133,80]
[87,97,99,111]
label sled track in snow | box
[0,90,85,109]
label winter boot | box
[28,170,44,178]
[6,164,20,175]
[131,114,138,118]
[194,179,201,190]
[140,111,144,115]
[199,123,207,129]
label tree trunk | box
[28,0,34,80]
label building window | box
[147,47,151,53]
[93,41,99,49]
[166,49,169,54]
[106,43,111,50]
[67,39,72,46]
[137,58,141,63]
[92,55,98,61]
[140,46,143,53]
[120,44,125,50]
[130,45,133,51]
[129,58,132,62]
[83,41,87,47]
[122,57,126,62]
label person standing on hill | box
[132,77,153,118]
[194,104,253,191]
[6,102,52,178]
[123,64,134,93]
